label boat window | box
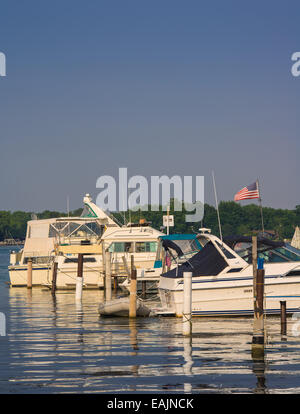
[260,247,300,263]
[227,268,243,273]
[197,236,210,248]
[108,242,133,253]
[49,221,103,238]
[23,256,50,264]
[215,241,236,259]
[286,270,300,276]
[135,242,157,253]
[64,257,97,263]
[170,239,199,254]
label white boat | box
[8,194,164,289]
[119,233,202,293]
[158,228,300,317]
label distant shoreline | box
[0,240,24,246]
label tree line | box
[0,202,299,241]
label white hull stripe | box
[192,307,300,316]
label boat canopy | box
[162,241,228,279]
[224,236,300,263]
[224,236,284,249]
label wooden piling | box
[113,276,118,293]
[51,258,58,295]
[102,242,106,290]
[105,251,112,301]
[75,253,84,301]
[182,272,192,336]
[141,281,146,299]
[280,301,287,336]
[129,255,137,318]
[252,236,265,358]
[27,258,32,289]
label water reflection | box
[1,287,300,393]
[252,353,266,394]
[183,336,193,393]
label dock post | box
[182,272,192,336]
[51,257,58,296]
[102,242,106,290]
[75,254,84,302]
[129,255,137,318]
[141,281,146,299]
[113,276,118,293]
[252,236,265,358]
[280,301,287,337]
[27,258,32,289]
[105,251,112,301]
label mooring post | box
[280,301,287,337]
[129,255,137,318]
[113,276,118,292]
[102,242,106,290]
[27,258,32,289]
[141,281,146,299]
[75,253,84,302]
[51,257,58,296]
[182,272,192,336]
[252,235,265,358]
[105,251,112,301]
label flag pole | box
[212,171,223,243]
[257,179,265,236]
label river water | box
[1,246,300,394]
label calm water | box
[1,246,300,394]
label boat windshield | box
[155,235,201,265]
[49,221,103,240]
[234,242,300,263]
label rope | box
[182,312,192,323]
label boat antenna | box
[212,170,223,243]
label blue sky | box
[0,0,299,212]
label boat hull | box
[8,265,104,289]
[159,276,300,317]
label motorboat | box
[8,194,163,289]
[158,228,300,316]
[118,233,202,294]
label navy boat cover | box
[162,241,228,278]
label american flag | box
[234,181,260,201]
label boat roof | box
[160,234,198,240]
[224,235,284,249]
